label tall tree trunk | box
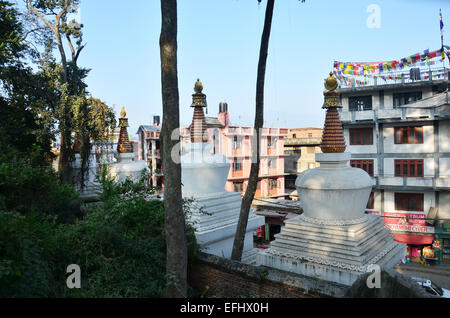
[56,26,72,183]
[159,0,187,298]
[28,0,72,183]
[231,0,275,261]
[59,125,72,183]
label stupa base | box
[186,191,265,259]
[109,153,148,183]
[256,214,406,286]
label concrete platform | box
[257,214,406,286]
[187,191,265,259]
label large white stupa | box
[181,79,264,259]
[256,73,405,286]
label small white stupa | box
[109,107,148,182]
[182,79,264,259]
[70,138,102,197]
[256,73,405,286]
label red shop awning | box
[392,232,434,245]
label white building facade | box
[137,117,163,190]
[338,76,450,252]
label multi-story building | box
[137,116,163,190]
[181,102,289,199]
[337,67,450,264]
[284,128,323,199]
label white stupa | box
[182,79,264,259]
[256,73,405,286]
[109,107,148,182]
[70,139,102,198]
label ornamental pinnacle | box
[320,72,346,153]
[190,78,208,143]
[117,106,133,154]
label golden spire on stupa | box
[117,106,132,153]
[190,78,208,143]
[320,72,346,153]
[120,106,127,118]
[194,78,203,94]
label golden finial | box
[324,72,338,91]
[120,106,127,118]
[194,78,203,93]
[321,72,346,153]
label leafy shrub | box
[0,211,56,297]
[0,169,198,298]
[0,150,81,223]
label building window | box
[393,91,422,107]
[267,136,277,149]
[394,159,424,177]
[395,193,424,212]
[349,128,373,145]
[350,160,374,176]
[292,134,297,139]
[234,182,244,192]
[394,126,423,144]
[233,136,242,149]
[232,159,243,171]
[269,178,277,189]
[268,159,277,169]
[349,96,372,111]
[366,192,375,210]
[308,133,313,138]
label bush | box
[0,170,198,298]
[0,211,56,297]
[0,150,81,223]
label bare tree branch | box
[22,26,46,41]
[66,33,76,59]
[27,0,56,33]
[74,44,86,64]
[231,0,275,261]
[55,0,70,27]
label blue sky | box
[76,0,450,139]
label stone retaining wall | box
[188,252,432,298]
[188,252,347,298]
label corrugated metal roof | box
[136,125,161,134]
[205,117,225,128]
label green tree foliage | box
[0,0,199,299]
[25,0,117,184]
[73,96,116,189]
[0,173,198,298]
[0,0,56,161]
[0,211,55,297]
[0,151,82,223]
[0,1,81,222]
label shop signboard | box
[384,212,434,234]
[387,224,435,233]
